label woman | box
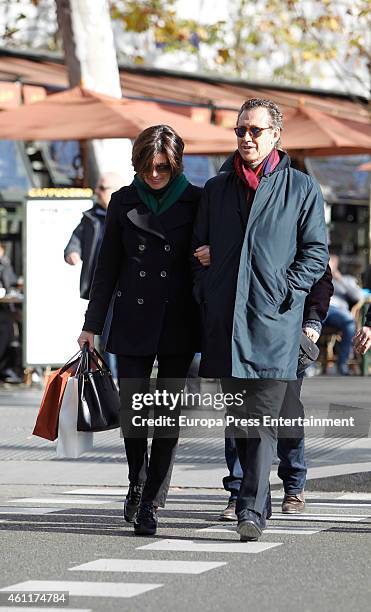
[78,125,207,536]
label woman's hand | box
[78,331,95,351]
[353,326,371,355]
[194,245,210,267]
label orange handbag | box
[32,352,81,441]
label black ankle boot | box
[134,502,158,536]
[124,483,144,523]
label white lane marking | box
[64,489,127,496]
[337,493,371,501]
[199,526,325,535]
[0,507,60,515]
[298,502,371,509]
[70,559,226,574]
[0,609,91,612]
[0,581,162,599]
[137,539,281,553]
[8,499,113,505]
[270,513,370,523]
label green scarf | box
[133,173,189,216]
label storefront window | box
[0,140,32,199]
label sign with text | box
[24,198,92,365]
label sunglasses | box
[234,125,273,139]
[144,163,171,174]
[96,185,115,191]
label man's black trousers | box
[221,378,288,516]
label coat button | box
[139,271,146,277]
[117,290,122,297]
[164,244,171,252]
[160,271,167,277]
[137,298,144,304]
[138,244,146,251]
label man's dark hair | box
[132,124,184,176]
[237,98,283,129]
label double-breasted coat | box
[83,182,202,355]
[192,152,329,380]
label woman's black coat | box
[83,182,202,356]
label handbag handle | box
[79,344,111,374]
[60,349,82,374]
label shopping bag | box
[77,346,120,432]
[56,376,94,458]
[32,351,80,441]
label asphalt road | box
[0,484,370,612]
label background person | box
[0,243,22,384]
[353,305,371,354]
[77,125,208,537]
[324,252,364,375]
[64,172,122,376]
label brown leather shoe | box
[282,491,305,514]
[218,499,237,521]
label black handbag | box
[297,331,320,376]
[77,345,120,432]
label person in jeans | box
[323,252,363,375]
[219,266,333,519]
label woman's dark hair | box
[132,125,184,176]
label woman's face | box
[142,153,172,190]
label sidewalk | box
[0,376,370,491]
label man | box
[219,265,333,519]
[323,252,363,375]
[353,305,371,354]
[64,172,123,298]
[192,98,328,541]
[64,172,122,374]
[0,243,22,383]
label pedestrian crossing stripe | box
[64,489,127,496]
[269,513,370,523]
[0,581,162,599]
[0,507,60,515]
[8,498,114,505]
[137,539,281,553]
[199,526,326,535]
[70,559,227,574]
[337,493,371,501]
[0,608,91,612]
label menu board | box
[24,198,92,365]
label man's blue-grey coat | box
[192,151,329,380]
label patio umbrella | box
[0,86,234,154]
[281,106,371,156]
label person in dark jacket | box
[65,172,122,377]
[78,125,207,537]
[219,264,333,520]
[192,98,329,541]
[64,172,123,299]
[353,304,371,354]
[0,243,21,383]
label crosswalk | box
[1,487,371,607]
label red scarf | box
[233,148,280,191]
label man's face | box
[95,176,120,209]
[236,107,280,166]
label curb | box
[304,471,371,493]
